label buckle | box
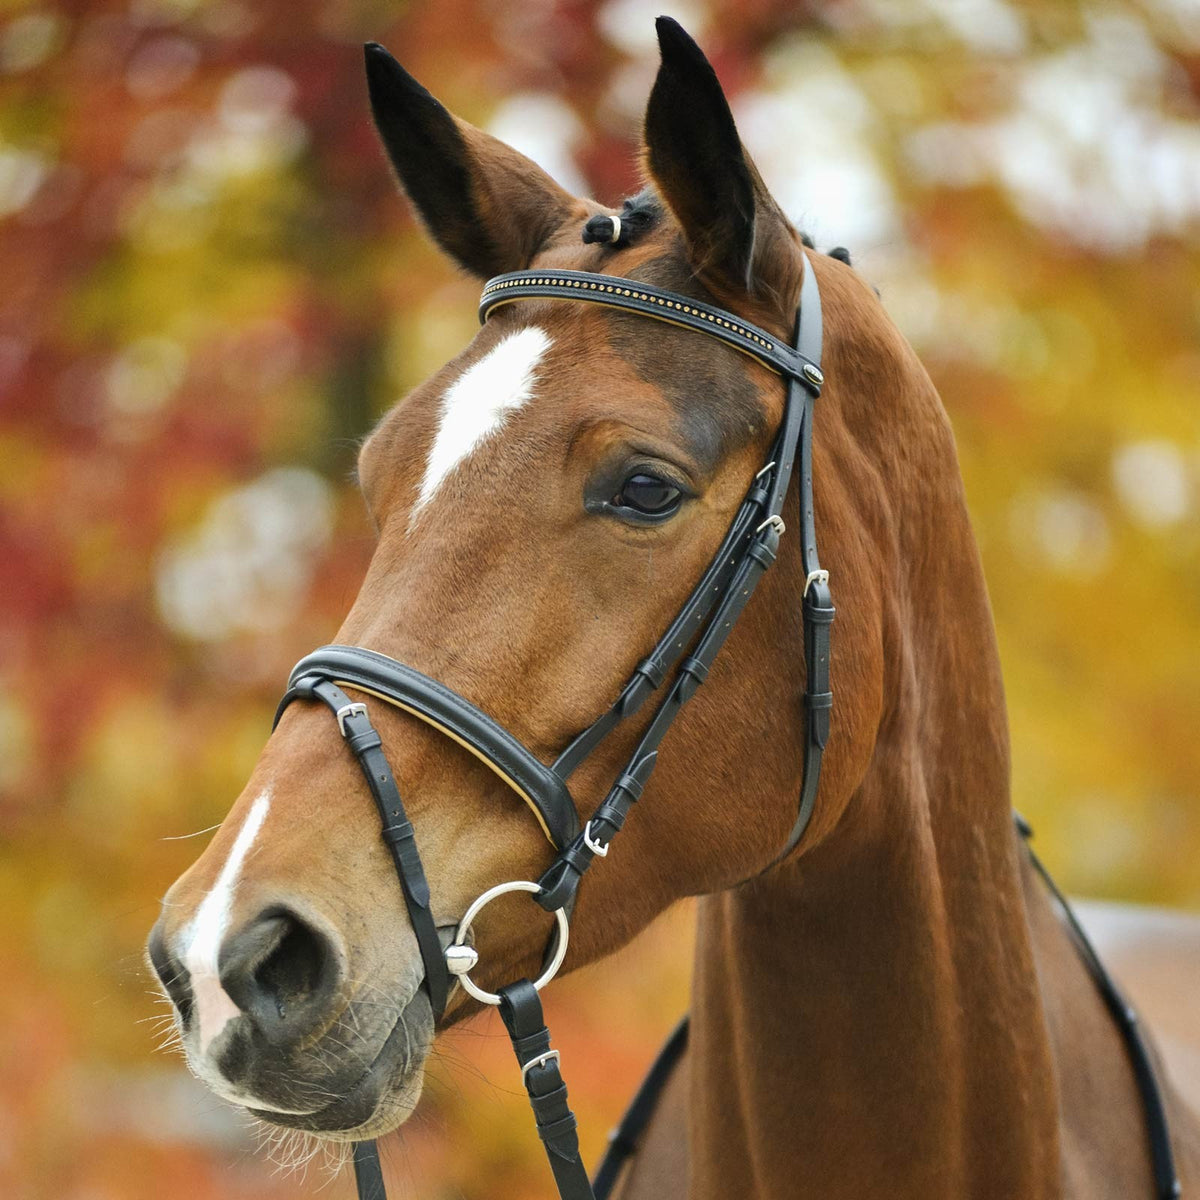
[520,1049,561,1086]
[803,569,830,597]
[756,514,785,536]
[335,702,368,736]
[583,820,610,858]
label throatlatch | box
[274,253,832,1200]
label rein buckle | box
[520,1049,561,1087]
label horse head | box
[147,18,887,1144]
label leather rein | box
[271,256,1179,1200]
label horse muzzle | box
[147,902,435,1137]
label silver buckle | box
[521,1049,561,1087]
[804,569,830,597]
[336,702,368,736]
[756,514,785,536]
[754,460,777,480]
[583,820,610,858]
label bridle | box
[273,253,832,1200]
[268,253,1181,1200]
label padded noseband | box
[279,645,581,850]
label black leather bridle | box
[273,255,832,1200]
[269,255,1180,1200]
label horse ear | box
[364,43,579,278]
[643,18,801,308]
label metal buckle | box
[756,514,786,536]
[520,1049,561,1087]
[803,569,830,597]
[335,702,368,736]
[754,460,777,480]
[583,820,610,858]
[445,880,571,1006]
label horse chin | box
[248,1068,427,1141]
[242,986,434,1139]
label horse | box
[147,17,1200,1199]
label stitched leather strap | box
[277,677,454,1200]
[280,645,581,850]
[536,256,832,910]
[551,479,766,780]
[787,580,833,853]
[480,269,825,389]
[591,1016,689,1198]
[499,980,595,1200]
[273,677,450,1019]
[772,259,833,859]
[1017,817,1181,1200]
[352,1141,386,1200]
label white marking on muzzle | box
[411,325,552,525]
[182,790,270,1056]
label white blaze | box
[412,326,552,522]
[182,790,271,1055]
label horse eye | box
[616,473,682,516]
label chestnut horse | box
[148,18,1200,1200]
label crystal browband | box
[479,269,824,392]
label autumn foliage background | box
[2,0,1198,1196]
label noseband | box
[272,255,831,1200]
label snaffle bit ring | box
[444,880,570,1006]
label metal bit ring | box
[444,880,569,1006]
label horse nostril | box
[219,908,342,1042]
[148,917,194,1025]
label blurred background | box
[2,0,1198,1196]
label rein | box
[273,255,831,1200]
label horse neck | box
[688,321,1063,1199]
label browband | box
[480,269,825,392]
